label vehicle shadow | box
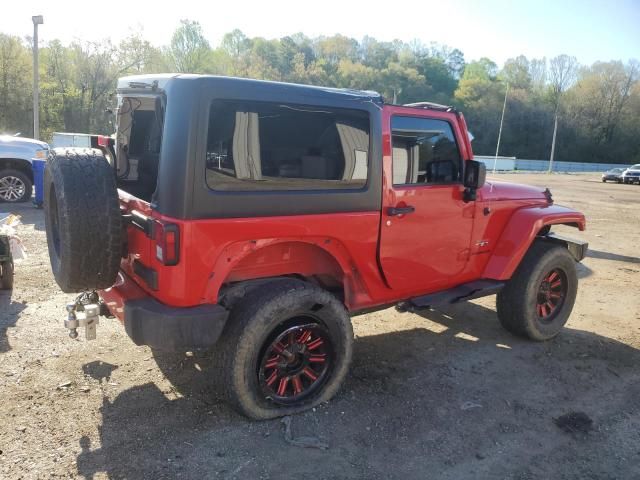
[586,249,640,264]
[76,301,640,479]
[0,290,26,353]
[576,261,593,279]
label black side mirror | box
[463,160,486,202]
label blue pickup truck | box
[0,135,49,203]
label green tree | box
[168,20,211,73]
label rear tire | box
[213,279,353,420]
[497,241,578,341]
[0,260,13,290]
[44,149,122,293]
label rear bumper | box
[100,271,229,351]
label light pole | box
[32,15,44,140]
[548,112,558,173]
[492,82,509,174]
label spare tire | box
[44,148,122,293]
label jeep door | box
[378,107,475,293]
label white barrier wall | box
[474,155,631,172]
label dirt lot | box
[1,173,639,479]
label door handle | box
[387,205,415,216]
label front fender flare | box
[483,205,586,280]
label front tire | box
[213,279,353,419]
[497,241,578,341]
[0,169,32,203]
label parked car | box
[601,167,626,183]
[622,164,640,184]
[0,134,49,203]
[43,74,587,419]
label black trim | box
[127,210,155,237]
[543,233,588,262]
[124,298,229,351]
[387,206,415,216]
[407,279,505,310]
[133,260,158,290]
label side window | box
[205,100,370,191]
[391,116,461,185]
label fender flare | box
[483,205,586,280]
[203,237,371,308]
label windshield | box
[631,164,640,170]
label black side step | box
[407,279,505,310]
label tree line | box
[1,20,638,164]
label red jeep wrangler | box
[44,74,587,419]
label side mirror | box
[463,160,486,202]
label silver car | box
[622,164,640,185]
[0,135,49,202]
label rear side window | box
[391,116,461,185]
[205,100,369,191]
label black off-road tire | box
[44,148,122,293]
[213,279,353,420]
[0,260,14,290]
[497,241,578,341]
[0,169,32,203]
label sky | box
[1,0,638,66]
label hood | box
[0,135,49,149]
[479,180,549,202]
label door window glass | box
[391,116,461,185]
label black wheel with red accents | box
[258,323,334,405]
[212,279,353,419]
[536,268,568,321]
[497,241,578,341]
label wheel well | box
[215,242,348,309]
[0,158,34,182]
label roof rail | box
[403,101,456,113]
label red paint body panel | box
[100,270,148,322]
[378,106,477,293]
[102,105,586,320]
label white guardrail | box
[474,156,631,173]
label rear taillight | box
[154,220,180,266]
[97,135,110,148]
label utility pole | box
[32,15,44,140]
[548,112,558,173]
[493,82,509,174]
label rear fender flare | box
[483,205,586,280]
[204,237,371,309]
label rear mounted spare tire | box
[44,148,122,293]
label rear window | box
[205,100,370,191]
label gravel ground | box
[1,173,639,479]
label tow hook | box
[65,302,100,340]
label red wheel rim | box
[536,268,567,322]
[258,322,333,405]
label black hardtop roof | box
[117,73,384,105]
